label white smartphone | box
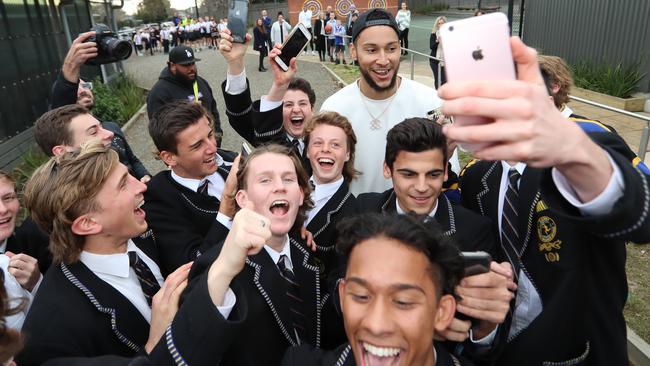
[274,23,312,72]
[439,13,516,127]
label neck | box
[267,234,287,252]
[83,235,130,255]
[359,76,400,100]
[313,174,342,185]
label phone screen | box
[228,0,248,43]
[278,29,309,66]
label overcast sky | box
[122,0,196,16]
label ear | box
[551,83,561,95]
[443,162,449,182]
[71,214,102,236]
[350,43,357,61]
[235,189,251,210]
[433,294,457,333]
[338,278,346,311]
[299,186,304,206]
[51,145,66,157]
[159,150,177,167]
[383,162,391,179]
[344,150,350,162]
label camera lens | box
[449,26,454,32]
[107,38,133,60]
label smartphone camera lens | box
[449,26,454,32]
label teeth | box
[291,117,303,122]
[0,218,10,224]
[363,343,400,358]
[271,200,288,208]
[318,158,334,164]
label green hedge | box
[92,74,145,125]
[571,61,646,99]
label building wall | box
[0,0,95,169]
[522,0,650,93]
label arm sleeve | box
[50,72,79,109]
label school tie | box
[501,169,522,276]
[128,251,161,307]
[277,254,306,342]
[290,138,301,158]
[280,24,284,42]
[197,179,210,196]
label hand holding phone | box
[227,0,248,43]
[274,23,312,72]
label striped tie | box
[128,251,161,307]
[197,179,210,196]
[277,254,306,342]
[501,169,522,276]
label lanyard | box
[193,81,200,103]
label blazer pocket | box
[542,341,590,366]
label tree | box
[198,0,227,19]
[136,0,171,23]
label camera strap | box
[193,81,200,103]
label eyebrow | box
[85,124,99,134]
[347,276,426,294]
[117,171,129,188]
[396,168,444,174]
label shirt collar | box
[0,239,6,253]
[560,104,573,118]
[263,235,292,267]
[170,154,225,192]
[79,240,139,278]
[395,197,438,218]
[310,176,343,202]
[501,161,527,176]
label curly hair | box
[336,213,464,299]
[24,140,119,264]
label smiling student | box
[282,213,472,366]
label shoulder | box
[357,189,392,212]
[398,79,441,106]
[322,83,359,108]
[282,343,352,365]
[570,117,615,133]
[145,171,177,198]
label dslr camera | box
[84,24,132,65]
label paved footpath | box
[122,48,343,175]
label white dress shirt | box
[499,155,624,337]
[263,235,294,272]
[306,176,344,225]
[0,239,43,294]
[0,254,32,330]
[395,198,438,217]
[170,159,233,228]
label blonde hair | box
[432,16,447,33]
[538,55,573,108]
[24,140,119,264]
[236,144,313,233]
[304,111,359,182]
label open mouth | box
[361,342,402,366]
[317,157,335,169]
[134,200,146,218]
[290,116,304,127]
[372,68,391,80]
[269,199,290,216]
[0,217,12,225]
[204,156,216,166]
[409,195,432,205]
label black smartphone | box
[227,0,248,43]
[460,251,492,277]
[274,23,311,71]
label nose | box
[100,127,114,143]
[132,174,148,193]
[360,297,394,337]
[414,175,428,192]
[0,200,8,215]
[205,137,217,154]
[376,49,389,65]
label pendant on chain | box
[370,118,382,130]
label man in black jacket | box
[144,100,236,276]
[147,45,222,139]
[50,31,151,182]
[444,37,650,365]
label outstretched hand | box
[62,31,98,83]
[218,28,252,75]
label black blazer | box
[35,269,237,366]
[459,131,650,365]
[188,237,333,365]
[282,342,473,365]
[357,189,497,255]
[17,233,158,365]
[7,216,52,273]
[221,80,312,175]
[142,153,234,276]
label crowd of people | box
[133,16,223,57]
[0,6,649,366]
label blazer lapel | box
[307,181,353,241]
[61,262,150,352]
[380,190,397,214]
[433,195,456,236]
[290,239,322,348]
[517,167,542,256]
[246,250,298,347]
[477,162,502,235]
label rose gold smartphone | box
[439,12,516,148]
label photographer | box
[49,31,151,183]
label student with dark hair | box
[144,100,238,276]
[186,143,337,366]
[356,118,513,360]
[216,28,317,172]
[282,213,473,365]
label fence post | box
[639,123,650,161]
[410,52,415,80]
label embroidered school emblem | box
[537,216,562,262]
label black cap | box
[351,8,400,43]
[169,46,201,65]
